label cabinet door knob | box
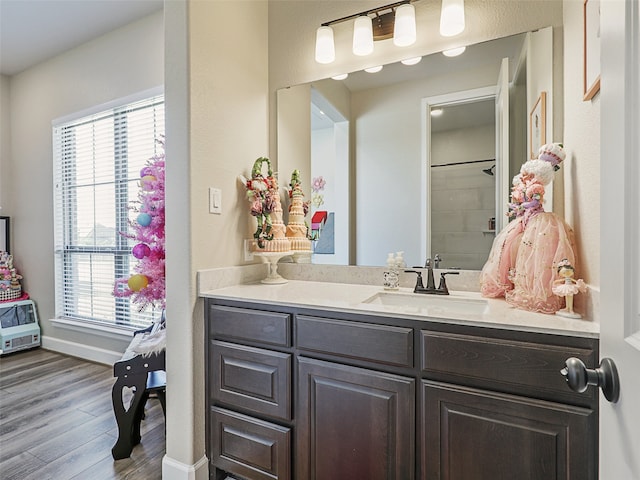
[560,357,620,403]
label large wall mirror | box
[277,27,557,270]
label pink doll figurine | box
[552,259,587,318]
[504,143,578,314]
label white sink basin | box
[361,291,489,316]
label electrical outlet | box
[209,187,222,214]
[244,239,254,262]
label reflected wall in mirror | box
[428,95,497,270]
[277,27,557,270]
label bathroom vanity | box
[202,281,599,480]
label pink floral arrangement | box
[113,139,166,311]
[311,175,326,209]
[241,157,279,248]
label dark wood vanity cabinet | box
[205,298,599,480]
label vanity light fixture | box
[430,108,444,117]
[353,15,374,56]
[393,3,417,47]
[331,73,349,80]
[442,46,466,57]
[365,65,384,73]
[315,1,417,64]
[440,0,465,37]
[315,25,336,64]
[401,56,422,65]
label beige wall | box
[0,75,10,214]
[163,0,270,474]
[562,0,600,290]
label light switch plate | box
[209,187,222,214]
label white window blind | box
[53,95,165,329]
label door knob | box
[560,357,620,403]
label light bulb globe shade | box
[332,73,349,80]
[365,65,383,73]
[393,3,417,47]
[431,108,443,117]
[442,46,466,57]
[440,0,465,37]
[315,26,335,64]
[353,15,374,56]
[401,56,422,65]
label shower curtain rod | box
[430,158,495,168]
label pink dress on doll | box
[505,212,577,314]
[480,174,531,298]
[479,217,523,297]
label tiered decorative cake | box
[0,252,22,301]
[242,157,291,253]
[286,170,312,252]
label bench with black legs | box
[111,323,166,460]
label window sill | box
[51,318,136,342]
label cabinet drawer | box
[297,315,413,367]
[209,304,291,347]
[211,407,291,480]
[211,340,291,420]
[421,331,597,405]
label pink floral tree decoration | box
[241,157,279,248]
[113,139,166,313]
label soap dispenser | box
[383,253,400,290]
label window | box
[53,94,165,329]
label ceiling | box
[0,0,163,76]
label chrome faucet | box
[423,258,436,290]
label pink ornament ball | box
[132,243,151,259]
[128,274,149,292]
[140,175,156,190]
[137,213,152,227]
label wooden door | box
[599,1,640,478]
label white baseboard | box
[41,335,122,365]
[162,454,208,480]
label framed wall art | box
[529,92,546,159]
[0,216,9,253]
[583,0,601,101]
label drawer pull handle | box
[560,357,620,403]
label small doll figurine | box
[552,259,587,318]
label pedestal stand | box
[254,252,293,284]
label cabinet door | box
[422,381,596,480]
[297,357,415,480]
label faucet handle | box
[437,271,460,295]
[404,270,425,292]
[425,258,432,268]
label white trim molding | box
[162,454,209,480]
[41,335,123,365]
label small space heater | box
[0,299,40,355]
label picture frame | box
[529,92,546,159]
[583,0,601,101]
[0,216,9,253]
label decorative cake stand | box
[254,251,293,284]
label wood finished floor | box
[0,348,165,480]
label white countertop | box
[200,280,599,338]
